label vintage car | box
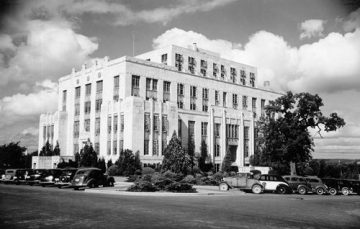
[71,168,115,190]
[26,169,48,185]
[283,175,312,195]
[39,169,63,186]
[304,176,328,195]
[258,174,291,194]
[0,169,32,184]
[219,173,263,193]
[322,178,353,196]
[55,168,78,188]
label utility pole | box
[132,32,135,56]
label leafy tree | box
[97,157,106,173]
[0,142,27,168]
[257,91,345,175]
[53,141,60,156]
[79,140,98,167]
[198,140,212,172]
[107,159,113,168]
[39,140,53,156]
[221,145,232,172]
[115,149,142,176]
[187,138,195,172]
[162,132,191,175]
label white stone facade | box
[38,45,282,171]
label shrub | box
[182,175,196,184]
[107,165,119,176]
[142,174,152,182]
[127,181,158,192]
[162,170,184,181]
[165,182,196,193]
[142,167,155,175]
[126,175,140,182]
[212,172,224,182]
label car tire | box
[219,183,229,191]
[316,187,325,195]
[329,188,337,196]
[276,185,287,194]
[341,187,349,196]
[88,182,96,189]
[298,186,307,195]
[252,184,262,194]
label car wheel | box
[298,186,307,195]
[109,181,114,187]
[342,187,349,196]
[316,187,325,195]
[252,184,262,194]
[329,188,337,196]
[219,183,229,191]
[276,185,287,194]
[88,182,96,189]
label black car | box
[71,168,115,190]
[55,168,78,188]
[322,178,353,196]
[39,169,63,186]
[26,169,48,185]
[283,175,312,195]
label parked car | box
[39,169,63,186]
[348,180,360,195]
[0,169,5,181]
[26,169,48,185]
[258,174,291,194]
[219,172,263,194]
[55,168,78,188]
[71,168,115,190]
[283,175,311,195]
[304,176,328,195]
[1,169,18,184]
[0,169,31,184]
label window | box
[154,114,160,132]
[201,122,208,137]
[161,54,167,65]
[162,115,168,133]
[85,83,91,96]
[230,67,237,83]
[250,72,255,87]
[107,141,111,155]
[240,70,246,85]
[95,118,100,136]
[113,140,117,155]
[74,103,80,116]
[73,121,79,138]
[175,53,183,71]
[95,99,102,112]
[215,123,221,138]
[190,100,196,110]
[221,65,226,79]
[84,119,90,132]
[163,81,170,102]
[215,144,220,157]
[188,121,195,148]
[200,60,207,76]
[114,75,119,88]
[113,115,118,134]
[190,86,197,110]
[144,140,149,155]
[213,63,218,77]
[188,56,195,74]
[120,114,124,132]
[252,97,257,112]
[75,87,81,99]
[178,119,182,139]
[223,92,227,107]
[190,86,197,98]
[153,140,159,156]
[107,116,112,134]
[62,90,67,111]
[244,126,250,158]
[84,101,91,114]
[215,90,220,106]
[146,78,158,100]
[177,83,184,96]
[242,96,248,109]
[131,75,140,96]
[202,88,208,112]
[114,76,119,101]
[96,80,103,93]
[144,113,150,132]
[119,140,124,153]
[261,99,266,116]
[233,94,238,109]
[226,124,239,139]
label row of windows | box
[74,80,104,99]
[144,114,169,133]
[173,53,256,87]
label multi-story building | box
[36,44,281,171]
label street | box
[0,184,359,228]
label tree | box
[0,142,27,168]
[115,149,142,176]
[79,140,98,167]
[198,140,212,172]
[257,91,345,175]
[97,157,106,173]
[162,132,191,175]
[39,140,53,156]
[107,159,113,168]
[187,138,195,172]
[221,146,233,173]
[53,141,60,156]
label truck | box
[219,173,264,194]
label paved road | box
[0,184,359,229]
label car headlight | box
[46,175,53,181]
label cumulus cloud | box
[343,8,360,32]
[299,19,326,39]
[21,127,39,136]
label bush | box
[142,167,155,175]
[182,175,196,184]
[165,182,196,193]
[126,175,140,182]
[127,181,159,192]
[107,165,119,176]
[163,170,184,181]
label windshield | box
[75,170,91,176]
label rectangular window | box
[202,88,208,112]
[144,113,150,132]
[95,118,100,136]
[250,72,255,87]
[154,114,160,132]
[153,140,159,156]
[119,140,124,153]
[73,121,79,138]
[161,54,167,65]
[188,56,195,74]
[113,115,118,134]
[74,103,80,116]
[131,75,140,96]
[213,63,218,77]
[223,92,227,107]
[177,83,184,96]
[114,76,119,101]
[261,99,266,116]
[242,96,248,109]
[190,86,196,98]
[244,126,250,158]
[162,115,168,133]
[75,87,81,99]
[252,97,257,115]
[215,90,220,105]
[84,101,91,114]
[215,144,220,157]
[233,94,238,109]
[113,140,117,155]
[107,141,111,155]
[178,119,182,139]
[146,78,158,100]
[230,67,237,83]
[62,90,67,111]
[144,140,149,155]
[163,81,170,102]
[120,114,124,132]
[221,65,226,79]
[190,101,196,110]
[95,99,102,112]
[240,70,246,85]
[188,121,195,148]
[215,123,220,138]
[84,119,90,132]
[96,80,103,94]
[85,83,91,96]
[175,53,183,71]
[107,116,112,134]
[201,122,208,137]
[200,60,207,76]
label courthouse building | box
[36,44,281,170]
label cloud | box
[299,19,326,39]
[21,127,39,136]
[25,0,237,26]
[343,8,360,32]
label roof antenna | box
[132,31,135,56]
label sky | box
[0,0,360,159]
